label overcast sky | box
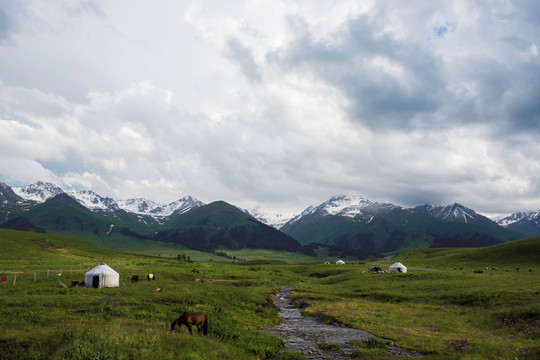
[1,0,539,218]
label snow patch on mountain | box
[295,196,375,218]
[9,181,203,219]
[117,198,160,214]
[432,203,476,223]
[12,181,64,202]
[496,211,540,227]
[282,195,400,229]
[67,190,120,211]
[118,196,204,217]
[410,203,492,224]
[151,196,205,216]
[244,206,291,229]
[496,211,537,227]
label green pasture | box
[1,229,539,359]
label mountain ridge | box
[0,181,536,258]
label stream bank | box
[265,285,423,359]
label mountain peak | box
[117,196,204,217]
[67,189,120,211]
[309,195,374,218]
[409,203,491,224]
[497,211,540,236]
[12,181,64,203]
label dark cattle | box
[131,275,139,283]
[191,269,200,274]
[147,273,154,281]
[473,269,483,273]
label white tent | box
[85,263,120,288]
[389,262,407,273]
[336,259,345,265]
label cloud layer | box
[1,0,539,217]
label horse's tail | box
[203,317,208,335]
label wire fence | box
[1,264,161,286]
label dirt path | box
[266,285,423,359]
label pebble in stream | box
[266,285,423,360]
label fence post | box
[13,275,16,286]
[47,269,49,279]
[34,272,36,282]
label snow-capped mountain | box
[67,190,120,211]
[409,203,493,224]
[282,195,400,229]
[12,181,64,203]
[117,196,204,217]
[117,198,160,214]
[150,196,205,216]
[243,206,291,229]
[496,211,540,236]
[496,212,536,227]
[305,195,376,217]
[8,181,203,219]
[1,182,25,205]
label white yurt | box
[389,262,407,273]
[85,263,120,288]
[336,259,345,265]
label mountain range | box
[1,181,538,258]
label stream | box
[266,285,423,359]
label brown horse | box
[171,311,208,335]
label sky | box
[1,0,539,218]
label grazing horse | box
[191,269,200,273]
[131,275,139,283]
[171,311,208,335]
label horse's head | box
[170,319,179,332]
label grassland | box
[1,229,539,359]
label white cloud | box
[1,0,540,217]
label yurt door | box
[92,275,99,288]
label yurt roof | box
[86,263,119,276]
[389,262,406,268]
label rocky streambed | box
[265,285,423,359]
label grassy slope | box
[1,230,539,359]
[395,236,540,269]
[0,229,296,360]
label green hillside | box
[395,236,540,269]
[0,228,142,272]
[155,201,305,253]
[283,207,523,254]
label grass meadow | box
[1,229,539,359]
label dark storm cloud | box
[502,62,540,133]
[268,14,446,130]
